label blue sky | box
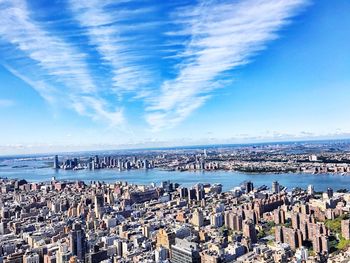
[0,0,349,154]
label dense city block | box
[2,176,350,262]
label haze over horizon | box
[1,0,350,155]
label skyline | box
[2,137,350,157]
[1,0,350,155]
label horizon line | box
[1,137,349,158]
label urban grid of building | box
[1,142,350,263]
[2,174,350,263]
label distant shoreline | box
[1,137,350,158]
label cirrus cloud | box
[146,0,309,130]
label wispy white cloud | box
[5,65,124,126]
[0,0,123,125]
[146,0,308,130]
[69,1,157,95]
[0,0,309,132]
[3,64,59,105]
[0,0,94,92]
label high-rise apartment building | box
[243,219,257,243]
[192,209,204,228]
[70,222,86,261]
[171,238,200,263]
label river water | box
[0,158,349,192]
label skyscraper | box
[70,222,86,261]
[307,185,315,196]
[327,187,333,199]
[143,159,150,169]
[272,181,280,194]
[94,193,104,217]
[53,155,60,169]
[188,188,196,202]
[178,187,188,199]
[195,184,205,201]
[245,181,254,194]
